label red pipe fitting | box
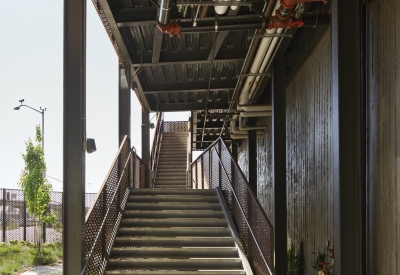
[157,20,181,37]
[268,16,304,29]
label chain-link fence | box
[0,188,96,243]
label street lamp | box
[14,99,46,150]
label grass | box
[0,241,62,275]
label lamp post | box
[14,99,46,150]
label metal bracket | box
[247,33,292,39]
[176,0,252,6]
[236,73,271,77]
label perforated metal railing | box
[0,189,96,243]
[82,136,146,275]
[163,121,188,132]
[150,113,163,187]
[190,138,274,275]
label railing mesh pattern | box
[0,189,96,243]
[83,137,145,275]
[190,138,274,275]
[163,121,188,132]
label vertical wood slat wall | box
[367,0,400,274]
[236,1,400,272]
[238,30,333,274]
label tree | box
[18,125,56,248]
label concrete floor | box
[20,265,62,275]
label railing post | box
[43,207,47,243]
[102,189,107,259]
[2,189,6,242]
[203,155,206,189]
[133,151,137,189]
[218,141,222,189]
[117,154,121,213]
[23,201,27,241]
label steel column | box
[63,0,86,273]
[23,201,26,241]
[272,55,287,275]
[141,111,150,188]
[2,189,6,242]
[248,122,257,193]
[119,64,131,146]
[331,0,362,274]
[231,142,238,162]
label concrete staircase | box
[104,188,248,275]
[154,132,188,189]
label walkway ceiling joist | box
[92,0,331,150]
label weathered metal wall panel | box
[367,0,400,274]
[238,29,332,274]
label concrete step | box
[125,202,221,210]
[105,271,246,275]
[119,218,227,227]
[155,176,186,180]
[154,180,186,185]
[111,247,239,258]
[117,227,231,237]
[129,189,215,196]
[155,174,186,179]
[156,164,187,169]
[157,156,187,161]
[127,195,219,203]
[107,258,243,270]
[154,185,186,189]
[113,237,235,247]
[123,210,225,219]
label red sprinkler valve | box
[157,20,181,37]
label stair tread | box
[117,227,230,236]
[105,271,246,275]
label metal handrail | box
[191,137,274,274]
[210,145,273,275]
[150,112,163,187]
[81,146,133,275]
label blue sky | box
[0,0,188,193]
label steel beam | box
[95,0,151,112]
[149,102,229,112]
[132,52,246,66]
[141,111,150,188]
[133,58,244,67]
[207,31,229,61]
[117,14,260,27]
[63,0,86,273]
[119,64,131,145]
[331,0,362,273]
[272,55,287,275]
[152,29,163,63]
[142,79,237,91]
[248,128,257,193]
[144,88,234,94]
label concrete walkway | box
[20,265,62,275]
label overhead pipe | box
[230,134,248,139]
[158,0,173,25]
[249,27,284,99]
[239,116,267,131]
[239,0,280,107]
[229,0,277,110]
[231,118,248,135]
[240,111,272,117]
[240,104,272,112]
[178,15,330,33]
[269,0,328,29]
[157,0,180,36]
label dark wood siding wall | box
[238,29,332,274]
[367,0,400,274]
